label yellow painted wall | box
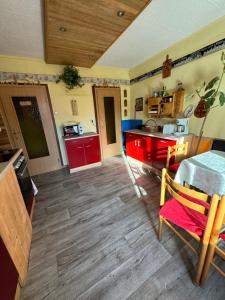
[0,55,130,164]
[130,15,225,139]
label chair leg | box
[200,245,215,286]
[194,242,208,285]
[158,216,164,241]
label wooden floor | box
[21,156,225,300]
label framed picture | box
[135,97,143,111]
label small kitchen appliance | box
[162,124,176,135]
[63,122,83,136]
[174,118,189,135]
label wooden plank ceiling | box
[44,0,151,68]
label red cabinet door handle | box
[85,145,91,148]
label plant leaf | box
[206,97,215,108]
[205,77,219,91]
[219,91,225,106]
[204,89,216,99]
[205,101,211,110]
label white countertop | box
[63,132,99,141]
[125,129,191,141]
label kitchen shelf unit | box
[148,90,184,118]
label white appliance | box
[174,118,189,135]
[163,124,176,135]
[78,124,84,135]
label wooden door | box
[0,85,61,175]
[94,87,122,159]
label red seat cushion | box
[169,162,180,172]
[220,233,225,240]
[160,193,209,237]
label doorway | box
[0,85,62,175]
[94,87,122,159]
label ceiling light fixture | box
[59,26,67,32]
[117,10,125,17]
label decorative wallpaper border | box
[130,37,225,84]
[0,72,130,86]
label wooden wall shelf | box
[148,90,184,118]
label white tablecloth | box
[174,150,225,196]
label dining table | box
[174,150,225,196]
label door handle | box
[85,145,91,148]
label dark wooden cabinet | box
[65,135,101,172]
[126,132,176,169]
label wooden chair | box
[159,168,220,285]
[200,195,225,285]
[166,142,188,173]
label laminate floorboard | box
[21,156,225,300]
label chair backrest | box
[211,138,225,152]
[166,142,188,169]
[160,168,220,240]
[210,196,225,245]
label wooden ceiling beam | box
[44,0,151,68]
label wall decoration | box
[123,89,127,97]
[124,99,127,107]
[71,99,78,116]
[124,109,127,117]
[130,37,225,84]
[135,97,143,111]
[0,72,130,86]
[162,55,172,78]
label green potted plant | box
[57,65,83,90]
[191,51,225,153]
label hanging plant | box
[57,65,84,90]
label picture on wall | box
[135,97,143,111]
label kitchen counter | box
[125,129,191,141]
[0,149,22,179]
[63,132,99,141]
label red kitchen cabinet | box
[136,136,147,162]
[64,135,101,172]
[126,133,138,159]
[65,138,86,169]
[0,238,19,300]
[151,137,176,169]
[126,132,176,170]
[126,133,150,162]
[83,136,101,165]
[142,136,152,164]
